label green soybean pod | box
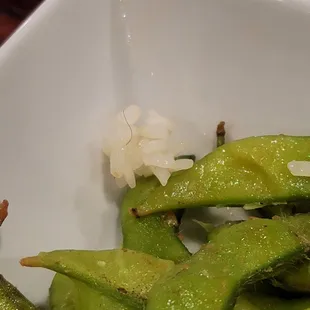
[121,176,190,263]
[21,248,175,309]
[147,219,306,310]
[134,136,310,217]
[0,275,37,310]
[49,273,135,310]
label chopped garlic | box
[287,160,310,177]
[140,139,167,154]
[146,110,174,131]
[171,159,194,171]
[150,166,171,186]
[140,124,170,140]
[103,105,194,188]
[117,105,141,125]
[142,153,176,169]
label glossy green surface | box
[49,176,190,310]
[22,249,174,308]
[235,293,310,310]
[262,214,310,294]
[0,275,36,310]
[49,274,76,310]
[273,214,310,293]
[49,273,134,310]
[121,176,190,263]
[279,213,310,239]
[136,136,310,216]
[274,262,310,293]
[147,219,305,310]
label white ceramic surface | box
[1,0,310,306]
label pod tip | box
[20,256,42,267]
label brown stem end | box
[129,208,140,218]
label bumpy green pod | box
[74,280,137,310]
[235,293,310,310]
[273,262,310,293]
[278,213,310,238]
[196,220,245,242]
[0,275,36,310]
[121,176,190,263]
[146,219,306,310]
[21,249,174,308]
[49,274,76,310]
[266,214,310,293]
[134,136,310,216]
[49,176,188,309]
[49,273,135,310]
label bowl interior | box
[1,0,310,305]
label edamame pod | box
[272,261,310,293]
[194,220,244,242]
[134,136,310,216]
[0,275,37,310]
[276,213,310,242]
[49,274,76,310]
[21,249,174,308]
[147,218,306,310]
[272,214,310,293]
[266,214,310,293]
[49,273,135,310]
[49,176,185,309]
[121,176,190,263]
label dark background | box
[0,0,43,45]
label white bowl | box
[1,0,310,306]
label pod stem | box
[216,121,226,148]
